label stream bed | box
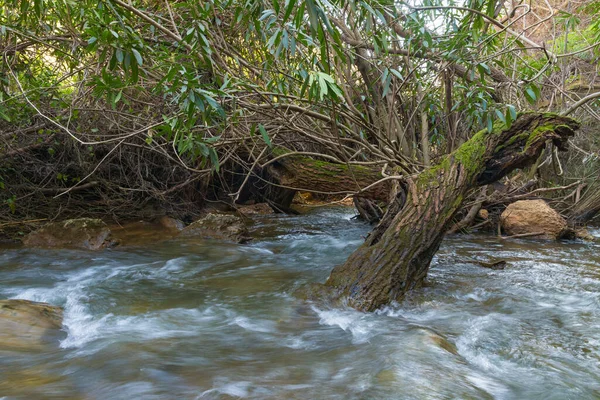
[1,207,599,399]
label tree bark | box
[322,112,580,311]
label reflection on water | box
[1,208,599,399]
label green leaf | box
[390,68,403,81]
[258,124,272,147]
[113,90,122,107]
[132,48,143,66]
[507,104,517,121]
[381,69,392,98]
[130,60,139,83]
[495,109,506,124]
[524,87,537,105]
[0,107,10,122]
[317,74,328,100]
[259,9,275,21]
[305,0,319,36]
[283,0,296,22]
[530,84,541,101]
[199,143,210,157]
[328,82,343,99]
[209,148,220,172]
[115,48,124,63]
[360,1,385,24]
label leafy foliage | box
[1,0,598,184]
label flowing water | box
[1,207,599,399]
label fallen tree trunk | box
[322,112,579,311]
[267,152,390,201]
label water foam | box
[312,306,377,344]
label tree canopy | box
[1,0,599,217]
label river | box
[1,207,599,399]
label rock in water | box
[0,299,65,351]
[180,213,250,243]
[157,215,186,231]
[500,200,567,240]
[23,218,114,250]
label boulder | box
[180,213,250,243]
[236,203,274,216]
[500,200,567,240]
[0,299,65,351]
[23,218,114,250]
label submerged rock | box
[23,218,115,250]
[236,203,274,216]
[180,213,250,243]
[500,200,567,240]
[157,215,185,231]
[477,260,507,270]
[0,299,64,351]
[574,228,595,241]
[0,367,68,397]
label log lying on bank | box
[267,151,390,201]
[322,112,580,311]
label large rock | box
[23,218,114,250]
[0,300,65,351]
[500,200,567,240]
[180,213,250,243]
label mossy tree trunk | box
[268,154,390,201]
[323,113,580,311]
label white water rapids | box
[1,208,599,399]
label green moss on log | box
[272,147,378,178]
[296,158,378,178]
[494,132,529,152]
[417,156,451,187]
[454,129,488,176]
[523,124,554,153]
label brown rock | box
[157,216,185,231]
[23,218,114,250]
[0,300,65,351]
[237,203,274,216]
[338,196,354,206]
[574,228,595,241]
[180,213,250,243]
[292,192,313,205]
[500,200,567,240]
